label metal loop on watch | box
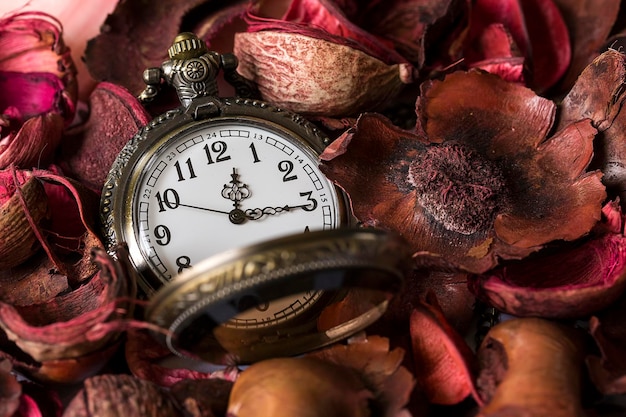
[145,228,411,364]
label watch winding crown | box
[168,32,208,60]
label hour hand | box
[244,203,313,221]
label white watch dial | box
[129,118,342,325]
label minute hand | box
[177,202,231,216]
[244,203,314,220]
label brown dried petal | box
[309,335,415,416]
[476,318,587,417]
[58,82,150,192]
[0,172,49,270]
[170,378,233,417]
[234,31,414,116]
[0,247,132,366]
[63,374,181,417]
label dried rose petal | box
[0,247,134,383]
[476,318,587,417]
[551,0,621,93]
[409,293,480,406]
[58,82,150,192]
[0,12,77,113]
[320,70,605,273]
[64,374,180,417]
[463,0,571,92]
[125,328,236,388]
[85,0,213,95]
[0,169,49,270]
[586,294,626,394]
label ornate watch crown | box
[168,32,208,60]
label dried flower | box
[320,69,606,273]
[0,12,77,169]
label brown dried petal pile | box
[320,69,605,273]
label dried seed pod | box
[0,171,49,270]
[228,357,373,417]
[63,374,181,417]
[476,318,587,417]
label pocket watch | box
[100,33,411,363]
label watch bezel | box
[100,96,350,294]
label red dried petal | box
[551,0,621,93]
[464,0,570,92]
[469,231,626,318]
[409,293,481,405]
[0,360,21,417]
[58,82,150,192]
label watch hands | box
[176,203,231,216]
[243,204,314,221]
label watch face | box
[124,117,343,292]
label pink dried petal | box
[409,293,481,405]
[58,82,150,192]
[234,31,414,116]
[0,113,64,170]
[0,72,66,119]
[0,12,77,122]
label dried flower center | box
[408,142,506,235]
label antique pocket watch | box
[101,33,410,363]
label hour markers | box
[220,129,250,138]
[175,135,203,153]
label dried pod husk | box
[233,1,415,117]
[228,357,373,417]
[58,82,150,192]
[0,247,135,384]
[408,293,480,406]
[63,374,181,417]
[476,318,587,417]
[469,200,626,319]
[0,169,49,270]
[557,50,626,207]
